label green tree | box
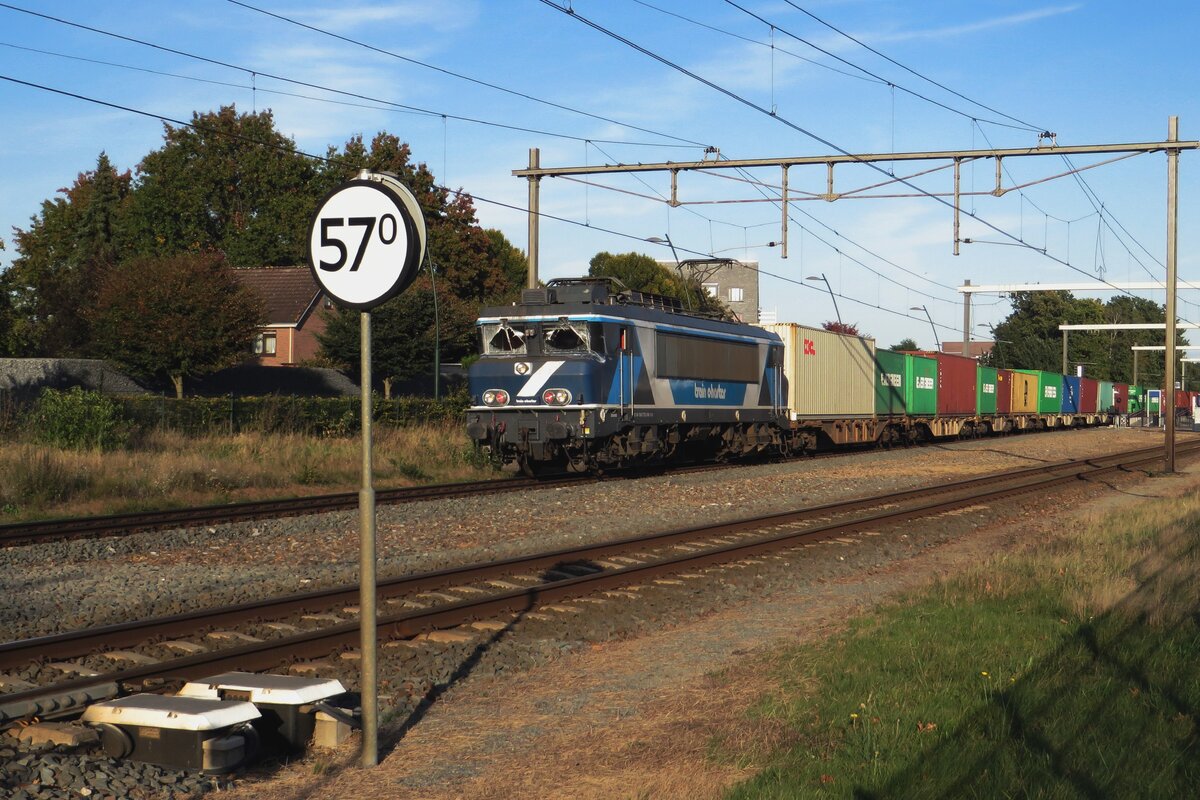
[317,133,523,306]
[889,337,919,351]
[124,106,317,267]
[588,251,727,315]
[2,152,131,355]
[313,133,524,393]
[985,291,1178,382]
[88,252,264,397]
[317,273,476,398]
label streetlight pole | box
[911,305,940,351]
[647,234,690,308]
[805,273,841,324]
[977,323,1011,365]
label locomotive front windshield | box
[481,323,527,355]
[479,320,605,357]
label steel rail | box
[0,441,1182,671]
[0,426,1137,548]
[0,475,571,547]
[1,440,1191,725]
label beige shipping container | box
[1010,370,1038,413]
[760,323,876,419]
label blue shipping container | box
[1062,375,1081,413]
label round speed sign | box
[306,172,427,310]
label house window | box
[254,332,277,356]
[702,282,719,298]
[729,287,744,302]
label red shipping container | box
[1176,389,1191,410]
[1113,383,1129,413]
[1079,377,1099,413]
[996,369,1013,413]
[913,351,977,415]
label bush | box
[27,387,132,451]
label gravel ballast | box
[0,427,1182,798]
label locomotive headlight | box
[542,388,571,406]
[483,389,510,406]
[514,362,531,376]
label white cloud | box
[282,1,479,34]
[866,5,1082,44]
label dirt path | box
[229,456,1200,800]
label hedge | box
[5,388,470,440]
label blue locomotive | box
[465,277,787,474]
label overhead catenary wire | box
[778,0,1045,133]
[721,0,1041,133]
[628,0,883,85]
[0,70,960,338]
[537,0,1195,323]
[223,0,710,149]
[0,2,703,151]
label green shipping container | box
[1014,369,1062,414]
[874,350,906,415]
[1098,380,1115,412]
[873,350,937,416]
[977,366,999,414]
[1129,384,1144,414]
[909,354,938,415]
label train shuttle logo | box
[803,338,816,356]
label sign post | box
[307,170,426,767]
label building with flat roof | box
[657,258,760,323]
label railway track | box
[0,474,568,548]
[2,439,1192,726]
[0,425,1127,548]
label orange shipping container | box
[1010,370,1038,413]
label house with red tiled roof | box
[233,266,334,366]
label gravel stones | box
[0,428,1163,796]
[0,731,234,799]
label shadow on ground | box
[852,529,1200,798]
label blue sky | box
[2,0,1198,348]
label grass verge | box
[725,490,1200,798]
[0,423,497,522]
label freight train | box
[464,277,1132,475]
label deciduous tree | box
[588,251,727,315]
[3,152,131,355]
[985,291,1176,381]
[124,106,317,267]
[822,320,864,337]
[89,253,264,397]
[317,273,476,398]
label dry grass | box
[951,490,1200,627]
[0,422,496,520]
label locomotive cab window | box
[481,323,527,355]
[544,319,589,353]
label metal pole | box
[923,306,940,350]
[359,311,378,766]
[953,158,961,256]
[1062,325,1069,374]
[1164,116,1180,473]
[527,148,540,289]
[780,166,789,259]
[1134,349,1139,385]
[822,273,841,324]
[429,260,440,401]
[961,279,971,355]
